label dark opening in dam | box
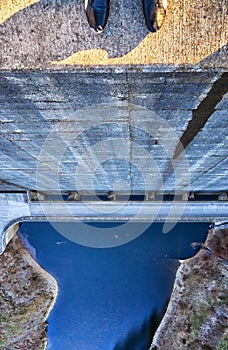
[19,221,209,350]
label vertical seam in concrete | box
[126,70,133,193]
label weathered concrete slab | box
[0,0,227,69]
[0,70,227,192]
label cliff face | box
[0,235,57,350]
[151,225,228,350]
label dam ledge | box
[0,66,227,74]
[1,192,227,254]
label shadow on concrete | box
[173,72,228,159]
[0,0,148,67]
[198,44,228,67]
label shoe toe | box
[85,0,109,33]
[143,0,167,32]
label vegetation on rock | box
[151,226,228,350]
[0,235,57,350]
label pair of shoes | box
[85,0,167,33]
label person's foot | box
[85,0,110,33]
[142,0,167,32]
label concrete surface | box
[0,0,227,68]
[0,70,227,193]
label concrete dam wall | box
[0,70,227,193]
[1,0,227,194]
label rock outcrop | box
[0,235,57,350]
[151,225,228,350]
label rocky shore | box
[150,224,228,350]
[0,235,57,350]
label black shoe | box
[85,0,110,33]
[142,0,167,32]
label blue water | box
[19,222,209,350]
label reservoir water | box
[19,222,209,350]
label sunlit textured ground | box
[0,0,227,68]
